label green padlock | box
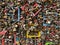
[45,42,54,45]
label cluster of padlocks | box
[0,0,60,45]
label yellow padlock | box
[26,30,41,38]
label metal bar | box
[17,7,20,22]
